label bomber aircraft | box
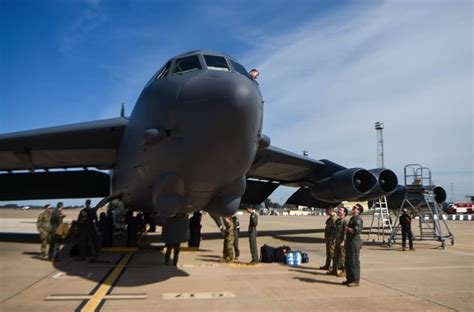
[0,50,399,239]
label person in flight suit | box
[320,206,337,270]
[400,208,414,251]
[222,216,235,263]
[328,206,348,277]
[188,211,202,248]
[36,204,52,259]
[232,214,240,260]
[343,203,364,287]
[76,200,100,260]
[247,207,259,264]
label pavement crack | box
[362,277,458,311]
[0,268,59,304]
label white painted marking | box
[468,215,472,221]
[52,272,92,279]
[459,215,464,221]
[163,292,235,300]
[179,263,220,268]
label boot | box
[337,270,346,277]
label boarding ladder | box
[367,196,393,243]
[389,165,454,249]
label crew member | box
[400,208,414,251]
[248,68,260,80]
[320,206,337,270]
[188,211,202,248]
[162,216,187,266]
[328,206,348,276]
[222,216,235,263]
[36,204,52,259]
[49,202,65,262]
[247,207,259,264]
[126,211,139,247]
[343,203,364,287]
[76,200,99,260]
[232,214,240,260]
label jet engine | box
[311,168,377,202]
[383,184,447,210]
[356,168,398,201]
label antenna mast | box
[375,121,385,168]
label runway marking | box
[228,262,261,268]
[80,252,133,311]
[46,294,147,301]
[52,272,92,279]
[179,263,220,268]
[163,292,235,300]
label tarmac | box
[0,209,473,312]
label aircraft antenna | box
[375,122,384,168]
[120,103,125,117]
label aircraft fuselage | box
[112,52,263,218]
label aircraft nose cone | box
[178,73,261,114]
[177,73,262,192]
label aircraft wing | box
[0,118,128,200]
[0,117,128,171]
[248,145,325,182]
[244,145,397,207]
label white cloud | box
[241,1,472,201]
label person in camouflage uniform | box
[343,203,364,287]
[222,216,234,263]
[320,207,337,270]
[36,204,52,259]
[328,206,348,276]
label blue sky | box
[1,0,472,206]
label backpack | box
[300,252,309,263]
[275,245,291,263]
[260,244,276,263]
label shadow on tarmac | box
[273,235,325,244]
[289,268,329,276]
[45,233,190,287]
[293,277,343,285]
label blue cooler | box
[286,251,302,266]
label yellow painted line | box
[81,253,133,312]
[179,247,200,252]
[228,262,260,268]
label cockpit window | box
[229,59,248,77]
[173,55,202,74]
[204,55,230,71]
[156,61,170,80]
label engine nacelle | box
[311,168,377,202]
[426,185,447,203]
[383,184,447,210]
[357,168,398,201]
